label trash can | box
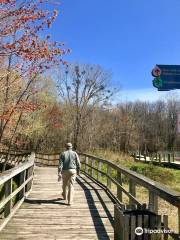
[114,204,168,240]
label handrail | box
[78,152,180,236]
[80,153,180,205]
[34,152,180,204]
[0,151,31,168]
[132,152,180,169]
[0,151,31,156]
[35,153,59,166]
[0,157,34,185]
[0,152,35,231]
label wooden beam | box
[4,178,12,218]
[149,191,158,214]
[97,161,102,182]
[129,179,136,204]
[107,165,111,189]
[0,153,35,186]
[85,156,88,173]
[19,170,26,200]
[117,171,122,202]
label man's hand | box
[58,173,62,182]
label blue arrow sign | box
[152,65,180,91]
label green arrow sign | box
[152,77,163,88]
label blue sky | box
[47,0,180,101]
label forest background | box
[0,0,180,156]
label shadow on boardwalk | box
[77,175,114,240]
[24,198,68,206]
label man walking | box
[58,143,81,205]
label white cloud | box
[113,88,180,103]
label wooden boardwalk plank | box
[0,167,114,240]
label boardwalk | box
[134,155,180,169]
[0,167,114,240]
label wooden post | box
[91,159,94,178]
[29,165,34,189]
[114,205,122,240]
[25,166,33,193]
[25,168,30,193]
[85,156,88,173]
[158,153,161,163]
[152,153,154,162]
[18,155,23,164]
[129,179,136,204]
[172,152,175,162]
[117,171,122,202]
[10,155,15,165]
[4,179,12,217]
[114,204,130,240]
[21,155,26,163]
[149,191,158,214]
[107,165,111,189]
[19,170,25,200]
[150,153,152,162]
[97,161,102,182]
[168,153,171,163]
[163,153,166,162]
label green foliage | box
[129,163,174,183]
[0,181,18,202]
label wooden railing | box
[0,151,31,167]
[35,153,59,166]
[132,152,180,169]
[78,152,180,237]
[0,152,35,231]
[31,152,180,237]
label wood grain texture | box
[0,166,114,240]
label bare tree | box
[56,64,113,150]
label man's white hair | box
[66,142,72,148]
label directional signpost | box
[152,65,180,91]
[152,65,180,135]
